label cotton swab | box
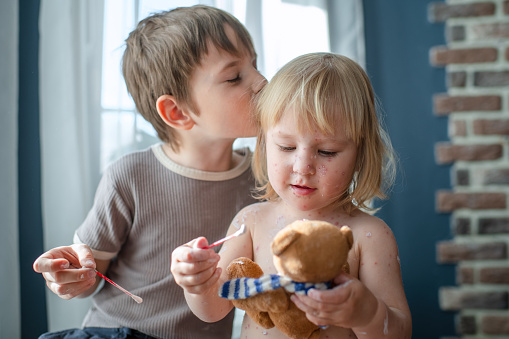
[202,224,246,249]
[70,263,142,303]
[94,270,143,304]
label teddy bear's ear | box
[340,226,354,249]
[271,229,301,256]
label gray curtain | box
[0,0,20,338]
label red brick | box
[473,119,509,135]
[449,119,467,137]
[437,241,507,262]
[428,2,496,22]
[480,168,509,185]
[439,287,508,310]
[482,315,509,334]
[448,71,467,87]
[433,94,501,115]
[431,46,497,65]
[480,267,509,284]
[472,22,509,39]
[455,169,470,186]
[457,266,475,284]
[474,70,509,87]
[453,218,471,235]
[479,217,509,234]
[447,26,466,42]
[435,142,502,164]
[436,191,506,212]
[456,315,476,334]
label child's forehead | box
[270,113,349,140]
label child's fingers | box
[33,255,70,273]
[45,267,97,284]
[33,245,84,273]
[173,256,220,276]
[306,278,354,305]
[291,294,333,326]
[178,267,222,295]
[47,278,97,300]
[71,244,96,269]
[172,238,217,263]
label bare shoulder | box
[231,201,274,223]
[348,210,395,243]
[346,210,399,266]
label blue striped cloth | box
[219,274,332,300]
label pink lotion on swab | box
[95,270,143,304]
[202,224,246,249]
[70,263,142,303]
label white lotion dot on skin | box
[383,307,389,335]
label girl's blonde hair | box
[252,53,396,214]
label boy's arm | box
[172,222,253,322]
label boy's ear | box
[156,95,195,130]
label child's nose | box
[292,154,316,176]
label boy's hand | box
[33,244,97,300]
[171,237,221,295]
[290,272,378,329]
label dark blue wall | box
[364,1,456,337]
[18,0,47,338]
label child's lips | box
[291,184,316,196]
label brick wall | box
[429,0,509,337]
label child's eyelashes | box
[277,145,295,152]
[226,74,241,83]
[277,145,337,157]
[318,150,337,157]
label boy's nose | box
[292,154,316,176]
[253,73,267,94]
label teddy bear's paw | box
[308,329,321,339]
[254,289,289,313]
[249,311,275,329]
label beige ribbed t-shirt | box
[74,144,256,339]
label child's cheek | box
[317,165,327,176]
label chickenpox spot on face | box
[318,165,327,176]
[366,232,372,238]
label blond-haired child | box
[172,53,411,338]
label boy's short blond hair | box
[253,53,396,213]
[122,5,255,150]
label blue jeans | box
[38,327,157,339]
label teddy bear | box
[219,220,353,339]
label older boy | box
[33,5,266,339]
